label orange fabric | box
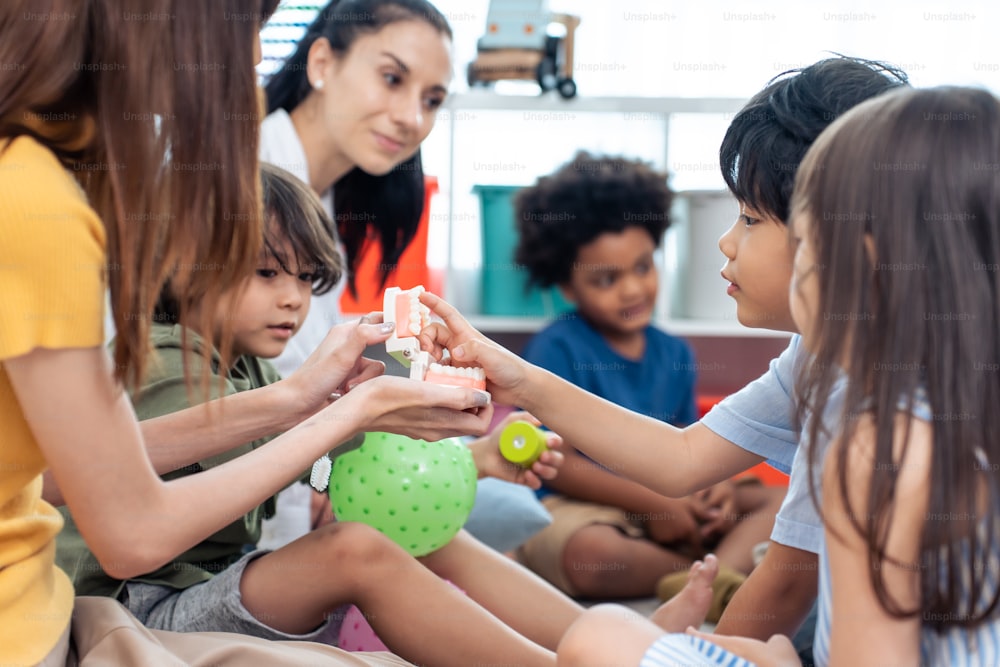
[340,176,441,314]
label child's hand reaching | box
[468,412,564,490]
[341,374,493,442]
[417,291,534,407]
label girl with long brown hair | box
[784,85,1000,667]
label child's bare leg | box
[713,485,785,574]
[239,522,554,667]
[562,524,693,598]
[649,554,718,632]
[419,529,584,651]
[557,604,665,667]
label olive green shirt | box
[56,323,285,597]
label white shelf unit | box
[430,91,757,337]
[443,91,748,113]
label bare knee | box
[763,485,787,510]
[558,604,644,666]
[562,528,636,595]
[313,521,410,572]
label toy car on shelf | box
[467,0,581,99]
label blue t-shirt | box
[522,313,697,496]
[523,314,697,426]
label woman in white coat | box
[260,0,453,379]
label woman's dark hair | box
[721,55,908,224]
[157,162,344,322]
[264,0,452,296]
[0,0,278,387]
[514,151,673,287]
[794,86,1000,631]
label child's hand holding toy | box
[468,412,563,490]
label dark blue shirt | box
[522,313,697,495]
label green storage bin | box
[474,185,575,317]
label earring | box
[312,79,324,91]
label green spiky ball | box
[329,432,478,556]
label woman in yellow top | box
[0,2,510,665]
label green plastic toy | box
[499,420,549,467]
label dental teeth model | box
[383,285,487,391]
[424,362,487,388]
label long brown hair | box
[0,0,278,387]
[794,86,1000,629]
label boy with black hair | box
[512,152,783,615]
[708,56,909,647]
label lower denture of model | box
[424,362,487,391]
